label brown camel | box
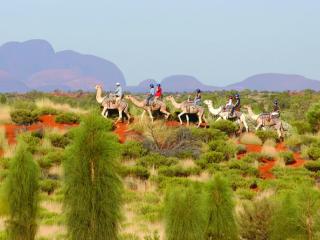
[244,105,284,138]
[125,95,170,121]
[95,85,131,124]
[166,95,207,127]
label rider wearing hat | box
[225,95,233,110]
[114,82,123,104]
[155,83,162,100]
[231,93,240,117]
[270,99,280,118]
[146,83,155,106]
[193,89,202,106]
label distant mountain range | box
[0,39,319,93]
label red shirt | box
[155,87,162,97]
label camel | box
[125,95,170,122]
[95,85,131,124]
[244,105,284,138]
[203,100,249,132]
[166,95,207,128]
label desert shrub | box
[40,179,59,195]
[0,94,7,104]
[190,127,226,143]
[120,166,150,180]
[261,145,278,160]
[137,153,178,168]
[200,151,225,164]
[239,133,262,145]
[238,197,274,240]
[306,143,320,160]
[31,129,44,139]
[36,107,59,115]
[228,159,259,177]
[210,120,238,135]
[241,152,263,163]
[144,231,160,240]
[64,112,122,240]
[55,112,80,124]
[304,161,320,172]
[292,120,312,134]
[237,189,256,200]
[204,174,237,240]
[4,142,39,240]
[158,166,201,177]
[48,133,70,148]
[306,102,320,132]
[0,157,10,169]
[10,109,39,125]
[256,130,278,142]
[19,132,41,154]
[285,134,302,152]
[279,151,295,165]
[122,141,147,159]
[208,140,236,160]
[165,185,205,240]
[236,144,247,154]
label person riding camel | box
[146,83,155,106]
[225,96,233,111]
[270,99,280,118]
[114,82,123,104]
[194,89,202,106]
[155,83,162,100]
[230,93,240,117]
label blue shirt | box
[149,87,155,96]
[115,86,122,96]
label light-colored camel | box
[125,95,170,122]
[203,100,249,132]
[95,85,131,124]
[166,95,207,127]
[244,105,284,138]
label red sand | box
[4,115,78,145]
[114,122,128,143]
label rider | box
[270,99,280,118]
[225,96,233,111]
[146,83,155,106]
[114,82,123,104]
[230,93,240,117]
[154,83,162,100]
[193,89,202,106]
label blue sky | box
[0,0,319,86]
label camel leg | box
[216,116,222,121]
[255,123,262,131]
[115,110,122,124]
[101,107,108,118]
[241,116,249,132]
[140,110,146,122]
[186,114,189,126]
[203,115,208,127]
[178,112,185,125]
[197,114,202,128]
[147,109,154,122]
[124,108,131,124]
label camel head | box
[166,95,173,100]
[203,99,213,105]
[124,95,131,100]
[95,84,102,91]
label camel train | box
[95,85,285,138]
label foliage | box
[285,134,302,152]
[158,165,201,177]
[165,185,205,240]
[40,179,60,195]
[236,144,247,154]
[255,130,278,142]
[120,165,150,180]
[238,197,274,240]
[304,160,320,172]
[19,132,41,154]
[210,120,238,135]
[239,133,262,145]
[306,102,320,132]
[10,109,39,125]
[306,143,320,160]
[64,112,122,240]
[136,153,178,168]
[121,141,147,159]
[279,151,295,165]
[190,127,226,143]
[4,142,39,240]
[292,120,312,134]
[55,112,80,124]
[208,140,236,160]
[204,174,237,240]
[197,152,225,168]
[48,133,70,148]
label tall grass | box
[64,112,122,240]
[35,98,87,114]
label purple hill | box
[0,39,125,92]
[224,73,320,91]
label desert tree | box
[165,185,205,240]
[204,174,238,240]
[5,141,40,240]
[64,112,122,240]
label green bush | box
[210,120,238,135]
[10,109,39,125]
[307,144,320,160]
[285,134,302,152]
[36,107,59,115]
[279,151,295,165]
[304,161,320,172]
[292,120,312,134]
[306,102,320,132]
[236,144,247,154]
[137,153,178,168]
[191,128,226,143]
[49,133,70,148]
[19,133,41,154]
[256,130,278,142]
[120,166,150,180]
[122,141,147,159]
[40,179,60,194]
[55,112,80,124]
[201,151,225,164]
[158,166,201,177]
[208,140,236,160]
